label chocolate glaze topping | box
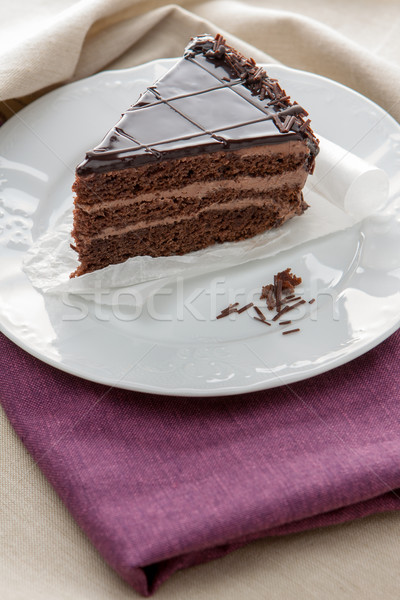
[76,34,319,176]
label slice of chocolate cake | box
[71,34,319,277]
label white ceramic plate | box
[0,60,399,396]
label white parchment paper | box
[23,136,389,305]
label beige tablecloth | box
[1,1,400,598]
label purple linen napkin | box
[1,331,400,595]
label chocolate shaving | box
[276,277,283,312]
[260,268,302,312]
[278,268,302,294]
[260,284,276,310]
[272,114,285,132]
[279,320,292,325]
[221,302,239,312]
[281,115,296,133]
[272,83,281,97]
[216,302,239,319]
[282,328,300,335]
[268,96,289,106]
[272,299,306,321]
[237,302,254,314]
[309,298,316,304]
[281,295,301,306]
[263,79,276,91]
[254,306,267,321]
[253,67,266,81]
[216,310,236,319]
[253,317,271,326]
[299,118,311,132]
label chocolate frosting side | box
[76,34,320,176]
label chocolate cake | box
[71,34,319,277]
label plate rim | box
[2,320,399,397]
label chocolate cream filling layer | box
[89,194,304,240]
